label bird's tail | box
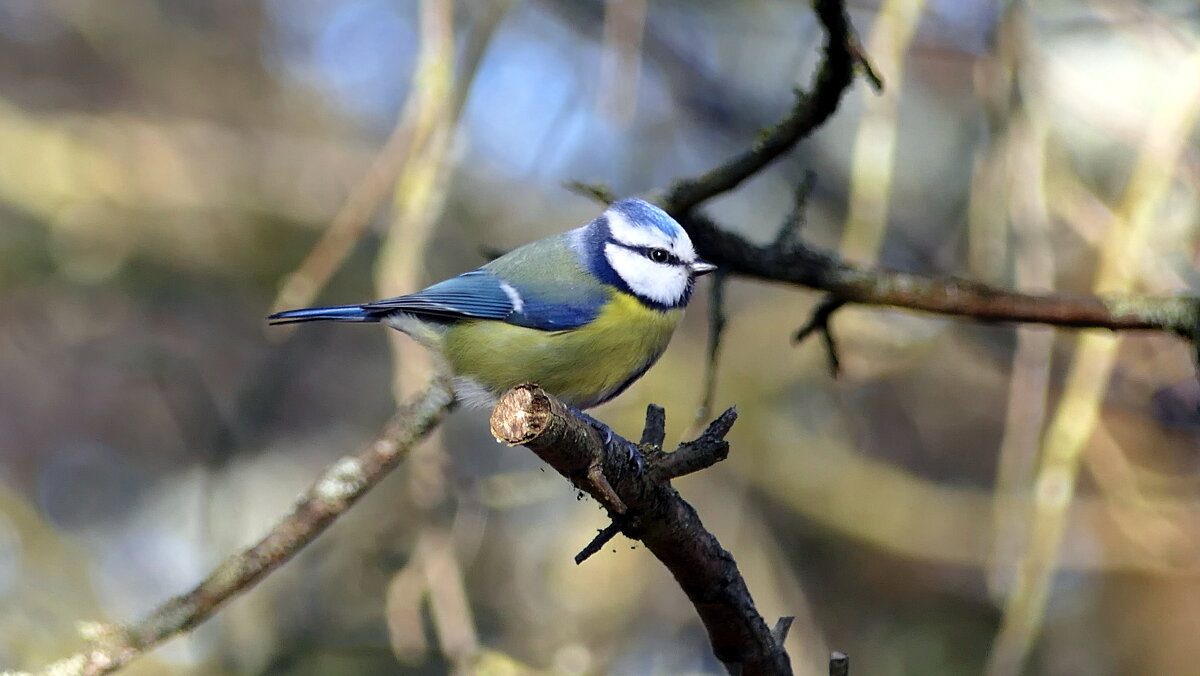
[267,304,380,325]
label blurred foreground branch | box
[489,384,793,675]
[11,378,455,676]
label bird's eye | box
[649,248,670,263]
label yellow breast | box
[442,291,683,408]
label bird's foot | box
[566,406,644,474]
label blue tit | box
[269,198,716,411]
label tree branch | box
[679,211,1200,339]
[662,0,856,214]
[794,295,845,376]
[18,378,455,676]
[489,385,790,675]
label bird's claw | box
[567,406,644,475]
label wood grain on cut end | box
[490,383,550,445]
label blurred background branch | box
[15,377,454,676]
[985,33,1200,676]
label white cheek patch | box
[605,243,689,306]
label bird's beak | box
[690,259,717,276]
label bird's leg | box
[566,406,644,474]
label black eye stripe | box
[611,241,684,266]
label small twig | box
[565,180,617,205]
[653,407,738,483]
[829,651,849,676]
[641,404,667,447]
[587,459,628,515]
[771,617,795,644]
[773,172,817,252]
[575,522,623,565]
[688,270,730,437]
[847,31,883,92]
[794,296,845,376]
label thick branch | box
[490,385,789,675]
[26,379,455,676]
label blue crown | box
[608,198,683,239]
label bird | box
[268,198,716,416]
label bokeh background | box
[2,1,1199,674]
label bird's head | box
[583,198,716,310]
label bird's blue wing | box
[362,270,512,320]
[362,270,604,331]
